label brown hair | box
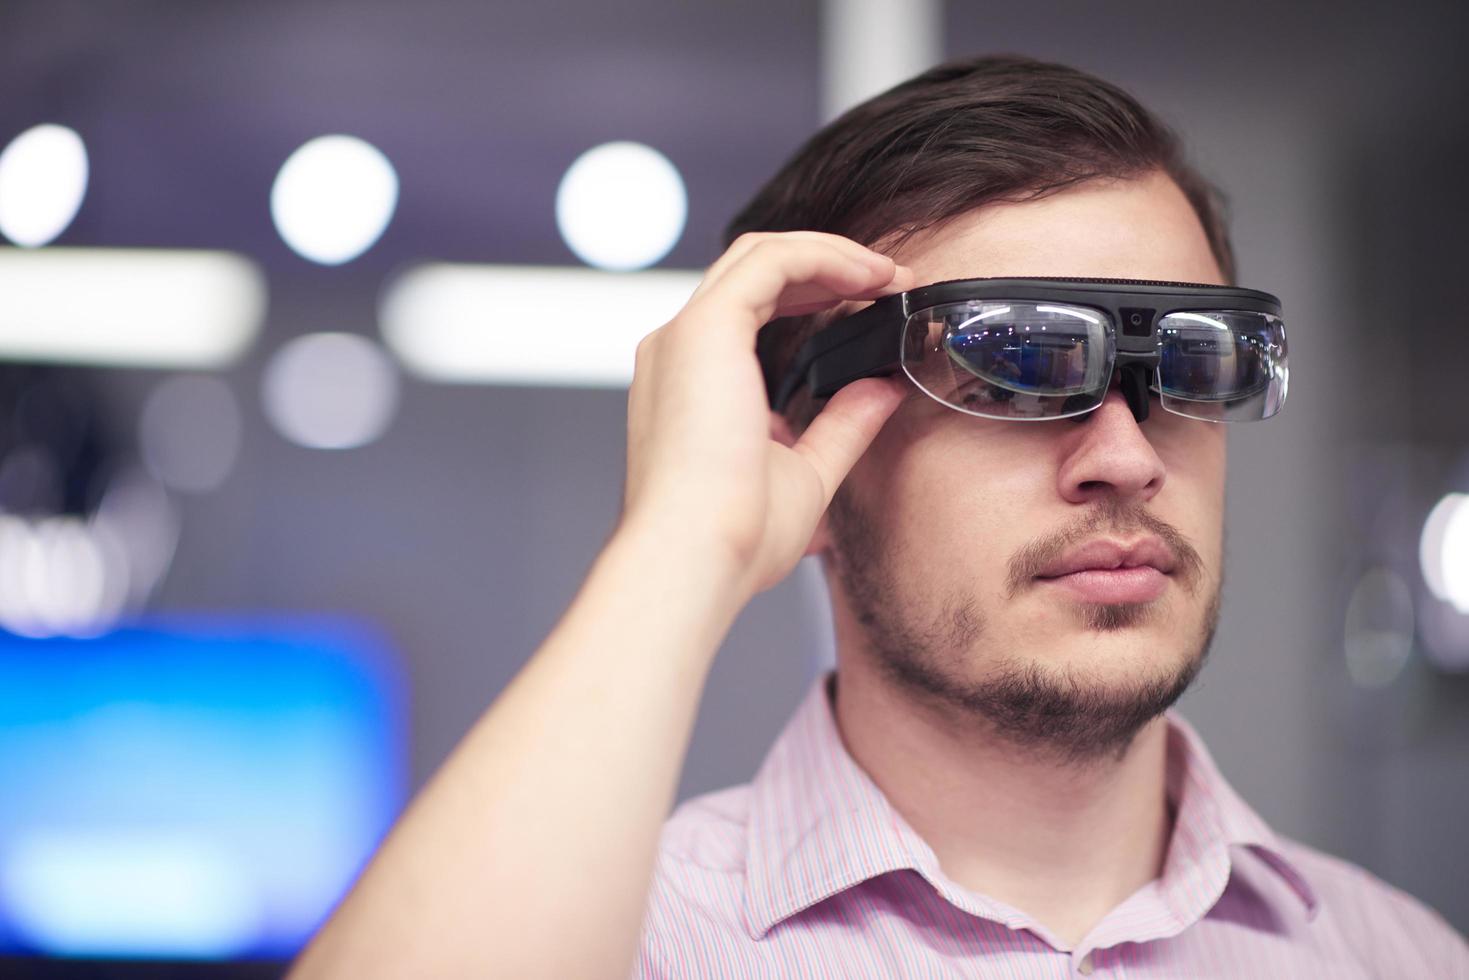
[724,53,1237,426]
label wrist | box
[610,505,753,593]
[576,512,753,660]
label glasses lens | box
[900,301,1114,420]
[1155,310,1288,421]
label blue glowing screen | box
[0,616,406,959]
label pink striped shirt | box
[634,672,1469,978]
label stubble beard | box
[824,486,1223,767]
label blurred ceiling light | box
[261,332,399,450]
[139,376,242,494]
[0,248,264,368]
[379,264,700,387]
[270,135,398,265]
[1342,566,1415,688]
[1420,492,1469,612]
[0,124,89,247]
[555,141,686,271]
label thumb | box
[789,376,906,506]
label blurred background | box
[0,0,1466,974]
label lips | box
[1035,538,1177,580]
[1034,538,1176,604]
[1038,566,1169,603]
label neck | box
[830,657,1174,949]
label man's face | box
[821,170,1227,762]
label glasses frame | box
[762,275,1286,423]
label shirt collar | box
[741,671,1320,942]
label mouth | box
[1035,566,1169,603]
[1031,536,1178,603]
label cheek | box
[1152,419,1227,558]
[858,411,1044,582]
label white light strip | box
[820,0,942,122]
[954,307,1012,332]
[1166,312,1230,331]
[1036,305,1102,324]
[379,264,702,388]
[0,247,265,368]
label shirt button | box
[1077,951,1095,975]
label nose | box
[1056,370,1166,505]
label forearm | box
[288,230,907,979]
[289,521,745,980]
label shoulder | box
[632,785,758,978]
[1274,835,1469,974]
[657,782,754,871]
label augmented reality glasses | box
[763,276,1289,424]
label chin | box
[1007,618,1202,682]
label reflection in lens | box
[901,301,1112,421]
[1157,310,1286,422]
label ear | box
[769,408,834,558]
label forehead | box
[888,170,1225,287]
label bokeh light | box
[0,460,181,641]
[91,468,180,609]
[139,376,243,494]
[0,124,89,247]
[1441,498,1469,613]
[0,513,124,639]
[261,332,399,450]
[1343,566,1416,688]
[1420,492,1469,612]
[269,135,398,265]
[555,141,686,271]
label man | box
[290,55,1469,978]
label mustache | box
[1004,496,1205,599]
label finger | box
[788,376,907,506]
[772,263,919,318]
[689,233,775,300]
[710,232,894,287]
[692,239,897,333]
[690,231,896,304]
